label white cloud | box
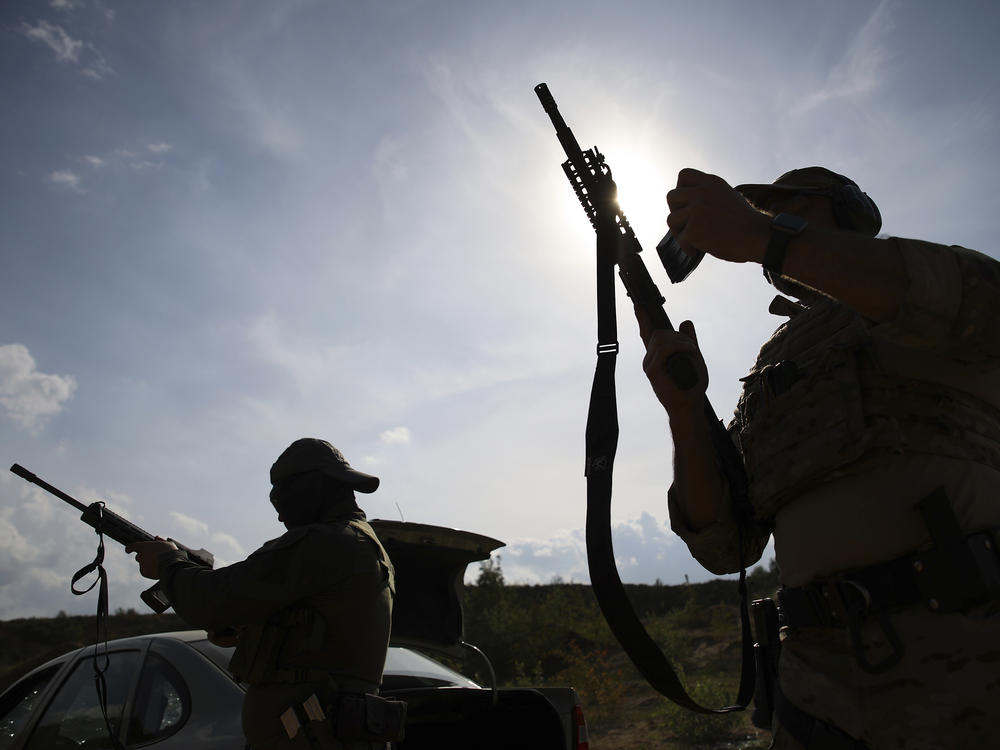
[379,426,411,446]
[0,478,146,619]
[0,344,77,431]
[20,20,83,63]
[168,511,209,538]
[20,20,113,79]
[81,45,114,80]
[791,0,897,115]
[49,169,84,192]
[147,143,173,154]
[166,514,247,567]
[209,532,246,562]
[82,155,105,167]
[483,512,768,587]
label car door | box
[3,637,244,750]
[22,647,143,749]
[0,662,65,750]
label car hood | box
[369,520,503,656]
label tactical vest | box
[229,519,395,686]
[735,299,1000,520]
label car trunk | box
[369,521,580,749]
[369,519,503,657]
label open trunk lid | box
[369,520,503,656]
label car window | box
[24,650,140,750]
[187,639,237,679]
[0,664,61,750]
[125,652,190,745]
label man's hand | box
[125,537,178,580]
[634,305,708,418]
[666,168,770,265]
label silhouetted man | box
[128,438,401,749]
[637,167,1000,748]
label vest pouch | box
[738,309,872,518]
[229,623,285,684]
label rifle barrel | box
[534,82,586,161]
[10,464,89,512]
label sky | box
[1,0,998,620]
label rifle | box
[535,82,755,714]
[534,82,698,388]
[10,463,214,613]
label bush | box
[654,671,743,746]
[551,639,625,725]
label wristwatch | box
[762,212,808,283]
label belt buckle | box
[822,579,871,626]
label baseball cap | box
[735,166,882,235]
[270,438,380,493]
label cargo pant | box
[768,600,1000,749]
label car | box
[0,521,589,750]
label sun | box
[603,146,673,251]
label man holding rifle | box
[637,167,1000,748]
[127,438,402,750]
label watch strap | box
[763,213,807,283]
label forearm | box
[160,545,306,629]
[776,224,910,322]
[668,405,728,531]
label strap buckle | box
[596,341,619,356]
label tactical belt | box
[279,692,407,747]
[779,527,1000,629]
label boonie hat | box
[270,438,380,493]
[736,166,882,236]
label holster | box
[750,597,781,730]
[334,694,407,743]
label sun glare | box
[606,147,672,250]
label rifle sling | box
[584,222,755,714]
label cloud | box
[208,532,246,565]
[379,426,411,446]
[0,344,77,431]
[168,511,209,538]
[147,143,173,154]
[166,513,246,567]
[483,512,770,587]
[82,155,105,167]
[790,0,897,115]
[81,45,113,80]
[19,20,113,79]
[0,479,145,620]
[20,20,83,62]
[49,169,84,191]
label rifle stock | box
[10,463,214,613]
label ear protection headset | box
[794,182,882,236]
[735,167,883,237]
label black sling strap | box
[71,502,128,750]
[584,221,756,714]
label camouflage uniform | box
[159,441,396,750]
[669,238,1000,746]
